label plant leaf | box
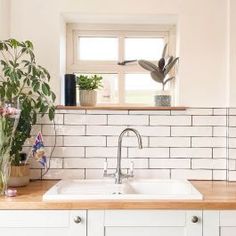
[164,76,175,85]
[162,43,168,58]
[138,60,159,72]
[151,71,164,83]
[164,57,179,76]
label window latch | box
[117,60,137,66]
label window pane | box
[75,73,118,104]
[125,74,162,104]
[78,37,118,60]
[125,38,165,60]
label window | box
[67,24,176,105]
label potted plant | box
[138,44,179,106]
[0,39,56,188]
[76,74,103,106]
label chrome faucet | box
[103,128,143,184]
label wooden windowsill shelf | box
[56,105,187,111]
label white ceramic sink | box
[43,179,202,200]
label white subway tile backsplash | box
[64,114,107,125]
[193,116,226,126]
[171,169,212,180]
[133,169,170,179]
[64,158,105,168]
[42,125,85,136]
[86,147,123,158]
[171,108,213,116]
[108,115,148,125]
[171,127,212,137]
[150,137,190,147]
[170,148,212,158]
[130,126,170,137]
[150,159,190,169]
[192,137,226,147]
[150,116,191,126]
[192,159,226,169]
[64,136,106,147]
[128,147,169,158]
[27,108,234,181]
[86,126,126,136]
[107,136,148,147]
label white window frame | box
[67,23,176,104]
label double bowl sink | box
[43,179,203,201]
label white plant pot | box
[79,90,97,106]
[154,90,171,106]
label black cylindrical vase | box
[65,74,76,106]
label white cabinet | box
[0,210,86,236]
[203,211,236,236]
[88,210,202,236]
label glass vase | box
[0,158,11,195]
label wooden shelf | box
[56,105,187,111]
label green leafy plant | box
[76,75,103,90]
[138,44,179,91]
[0,39,56,165]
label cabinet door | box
[0,210,86,236]
[220,211,236,236]
[88,210,202,236]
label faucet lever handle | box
[129,161,134,177]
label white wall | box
[9,0,229,107]
[0,0,10,39]
[229,0,236,106]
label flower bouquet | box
[0,102,21,195]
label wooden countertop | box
[1,180,236,210]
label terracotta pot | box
[8,164,30,187]
[79,90,97,106]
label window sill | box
[56,104,187,111]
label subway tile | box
[56,109,85,114]
[64,136,106,146]
[30,169,41,180]
[229,116,236,126]
[213,148,227,158]
[25,136,63,147]
[30,125,42,135]
[150,137,190,147]
[213,127,226,137]
[171,127,212,137]
[30,158,63,169]
[86,147,125,158]
[229,149,236,159]
[131,126,170,137]
[107,136,148,147]
[213,108,227,116]
[150,115,191,126]
[171,169,212,180]
[192,137,226,148]
[193,116,226,126]
[86,126,126,136]
[229,138,236,149]
[108,158,148,169]
[128,147,169,158]
[213,170,226,180]
[228,160,236,171]
[42,125,85,136]
[64,158,105,168]
[229,127,236,137]
[228,171,236,181]
[108,115,148,125]
[43,169,85,179]
[229,109,236,115]
[171,108,213,116]
[192,159,226,169]
[133,169,170,179]
[85,169,109,179]
[150,159,190,169]
[170,148,212,158]
[52,147,85,158]
[64,114,107,125]
[87,110,128,114]
[129,110,170,115]
[37,114,63,125]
